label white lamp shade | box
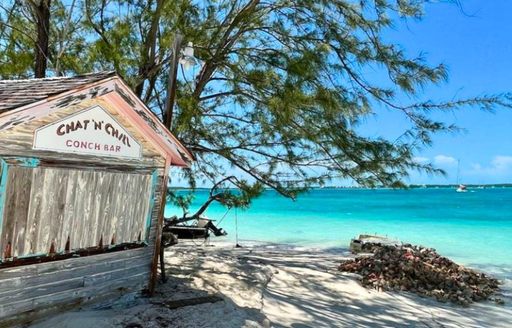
[183,42,194,58]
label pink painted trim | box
[106,93,183,165]
[113,78,194,161]
[0,79,117,130]
[0,76,192,167]
[0,77,117,120]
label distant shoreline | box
[170,184,512,190]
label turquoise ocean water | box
[165,188,512,278]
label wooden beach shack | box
[0,71,193,325]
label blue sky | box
[175,1,512,187]
[360,0,512,185]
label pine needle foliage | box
[1,0,511,200]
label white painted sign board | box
[33,105,142,159]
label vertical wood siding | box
[0,166,154,260]
[0,169,165,326]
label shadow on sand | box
[32,242,512,328]
[164,242,512,328]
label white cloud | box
[412,156,429,164]
[491,156,512,171]
[434,155,457,166]
[468,155,512,176]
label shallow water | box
[165,188,512,277]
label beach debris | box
[125,323,143,328]
[339,241,501,306]
[151,295,224,309]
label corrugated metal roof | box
[0,71,116,113]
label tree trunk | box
[135,0,165,97]
[33,0,51,78]
[190,196,216,219]
[163,33,183,129]
[168,196,217,225]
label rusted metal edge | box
[0,242,146,269]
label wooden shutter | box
[0,165,154,260]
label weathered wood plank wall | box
[0,247,154,327]
[0,90,172,325]
[0,166,154,259]
[0,169,165,327]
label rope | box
[235,207,241,248]
[174,207,231,248]
[216,207,231,226]
[189,230,208,247]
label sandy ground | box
[32,240,512,328]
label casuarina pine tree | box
[1,1,510,203]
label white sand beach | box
[32,241,512,328]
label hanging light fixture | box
[180,42,196,70]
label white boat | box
[455,160,468,192]
[456,184,468,193]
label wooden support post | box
[148,166,170,295]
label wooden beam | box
[148,165,170,294]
